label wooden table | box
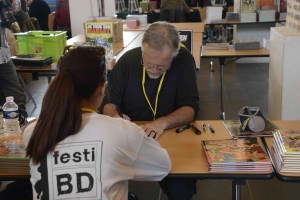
[0,120,274,200]
[264,120,300,182]
[15,63,58,84]
[159,120,273,200]
[200,46,269,120]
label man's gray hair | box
[142,21,180,56]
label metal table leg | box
[219,57,226,120]
[232,179,245,200]
[18,73,37,109]
[210,60,214,72]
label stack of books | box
[202,138,273,173]
[278,0,287,21]
[240,0,257,23]
[233,39,260,50]
[0,134,29,173]
[225,12,240,22]
[204,42,229,50]
[273,129,300,173]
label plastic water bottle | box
[2,96,21,135]
[0,106,3,134]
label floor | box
[16,58,300,199]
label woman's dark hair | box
[26,46,106,164]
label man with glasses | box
[100,21,199,200]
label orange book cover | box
[0,134,26,159]
[202,138,271,164]
[84,21,114,60]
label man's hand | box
[142,120,167,140]
[141,106,195,140]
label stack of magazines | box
[204,43,229,50]
[202,138,273,173]
[0,134,28,172]
[273,129,300,173]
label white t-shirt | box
[23,113,171,200]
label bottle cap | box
[6,96,14,101]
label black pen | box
[176,124,191,133]
[191,124,201,135]
[202,122,206,132]
[208,123,215,133]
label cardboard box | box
[84,19,123,44]
[84,18,123,60]
[233,39,260,50]
[124,20,139,28]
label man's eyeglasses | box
[141,57,171,71]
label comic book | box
[274,129,300,155]
[202,138,272,172]
[272,129,300,173]
[84,19,123,61]
[84,21,114,61]
[0,134,26,158]
[0,133,28,171]
[240,0,257,13]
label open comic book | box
[202,138,272,173]
[223,119,277,138]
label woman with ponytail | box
[23,46,171,200]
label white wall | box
[69,0,116,36]
[103,0,116,16]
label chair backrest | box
[48,12,56,31]
[160,9,186,23]
[30,17,41,30]
[21,18,36,32]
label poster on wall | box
[178,30,193,53]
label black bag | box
[238,106,266,132]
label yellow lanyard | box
[81,107,96,113]
[142,67,166,120]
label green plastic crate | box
[15,31,67,62]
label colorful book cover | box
[0,134,26,159]
[280,0,287,12]
[260,0,274,7]
[178,30,193,53]
[202,138,271,164]
[274,129,300,154]
[84,21,114,60]
[241,0,257,13]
